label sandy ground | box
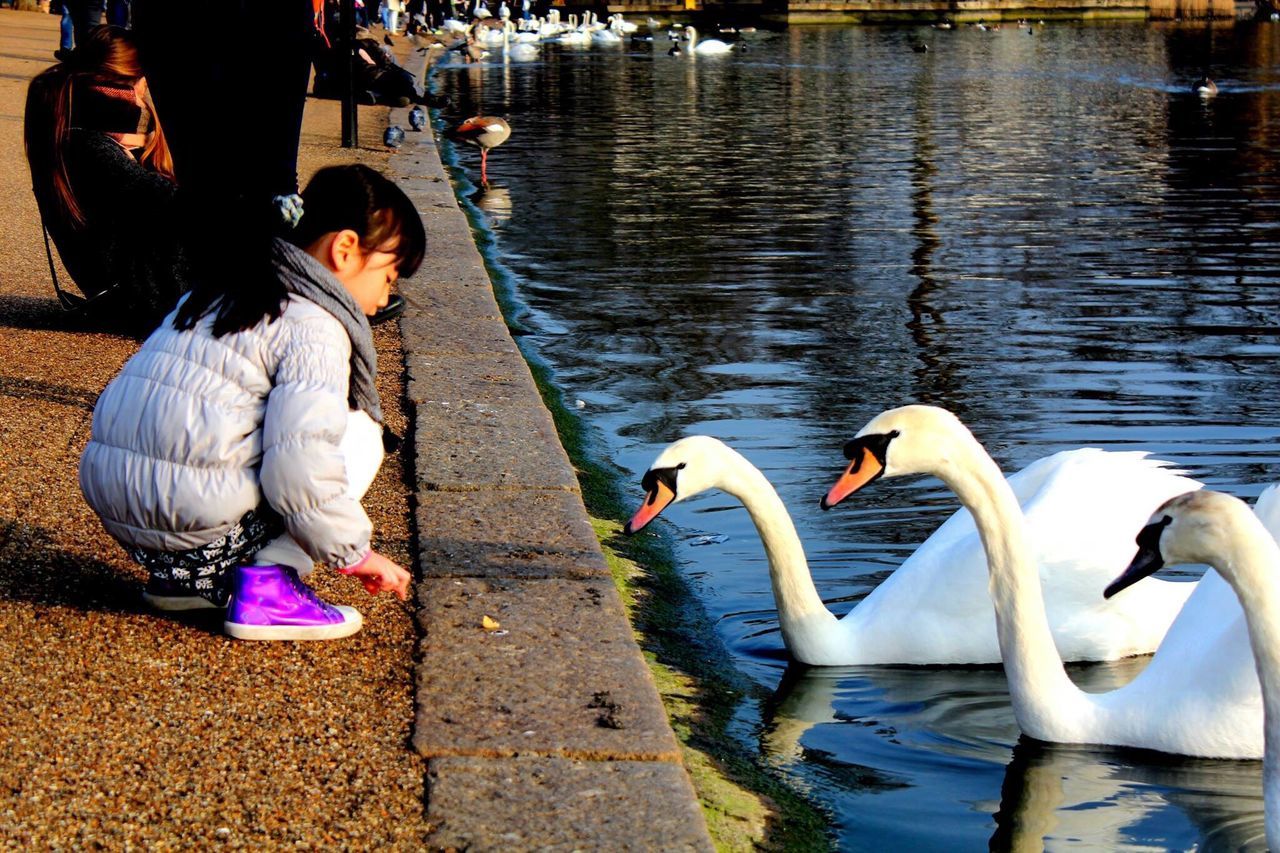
[0,10,431,846]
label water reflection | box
[761,661,1266,850]
[469,184,512,221]
[434,20,1280,849]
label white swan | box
[507,40,539,60]
[500,21,538,60]
[685,26,733,55]
[592,24,622,45]
[609,13,638,33]
[556,21,591,46]
[1107,489,1280,847]
[626,435,1199,666]
[823,405,1266,758]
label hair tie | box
[273,194,305,230]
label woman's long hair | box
[24,25,174,230]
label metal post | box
[340,0,358,147]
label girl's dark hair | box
[173,164,427,337]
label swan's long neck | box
[718,460,838,661]
[1213,520,1280,849]
[937,438,1088,739]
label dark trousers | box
[106,0,129,27]
[133,0,313,202]
[63,0,103,46]
[132,0,314,291]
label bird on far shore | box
[408,104,426,131]
[447,116,511,187]
[383,125,405,149]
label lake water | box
[430,19,1280,850]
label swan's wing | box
[1090,568,1261,758]
[1017,449,1202,659]
[841,450,1199,664]
[843,451,1166,663]
[883,449,1129,557]
[1251,484,1280,538]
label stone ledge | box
[425,756,713,851]
[411,386,579,492]
[416,489,610,580]
[413,577,681,762]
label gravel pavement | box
[0,11,428,846]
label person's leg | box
[59,9,73,51]
[135,0,313,201]
[134,0,313,303]
[247,411,385,579]
[225,411,382,641]
[63,0,103,47]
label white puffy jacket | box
[79,296,373,568]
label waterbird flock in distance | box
[627,404,1280,837]
[415,10,761,65]
[415,10,766,185]
[410,8,1215,187]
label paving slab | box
[400,305,523,359]
[413,577,680,762]
[411,375,579,492]
[416,488,609,580]
[387,43,709,849]
[404,348,538,410]
[425,756,713,852]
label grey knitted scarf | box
[271,238,382,424]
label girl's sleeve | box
[259,313,373,568]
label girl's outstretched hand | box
[339,550,411,600]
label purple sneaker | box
[224,565,363,641]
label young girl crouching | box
[79,164,425,641]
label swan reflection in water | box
[758,662,1266,850]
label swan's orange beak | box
[821,446,884,510]
[625,479,676,534]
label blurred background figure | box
[132,0,316,303]
[381,0,403,34]
[52,0,74,61]
[62,0,103,49]
[24,25,186,333]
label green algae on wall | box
[522,356,832,851]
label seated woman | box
[24,25,186,335]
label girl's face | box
[342,246,400,316]
[313,229,401,316]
